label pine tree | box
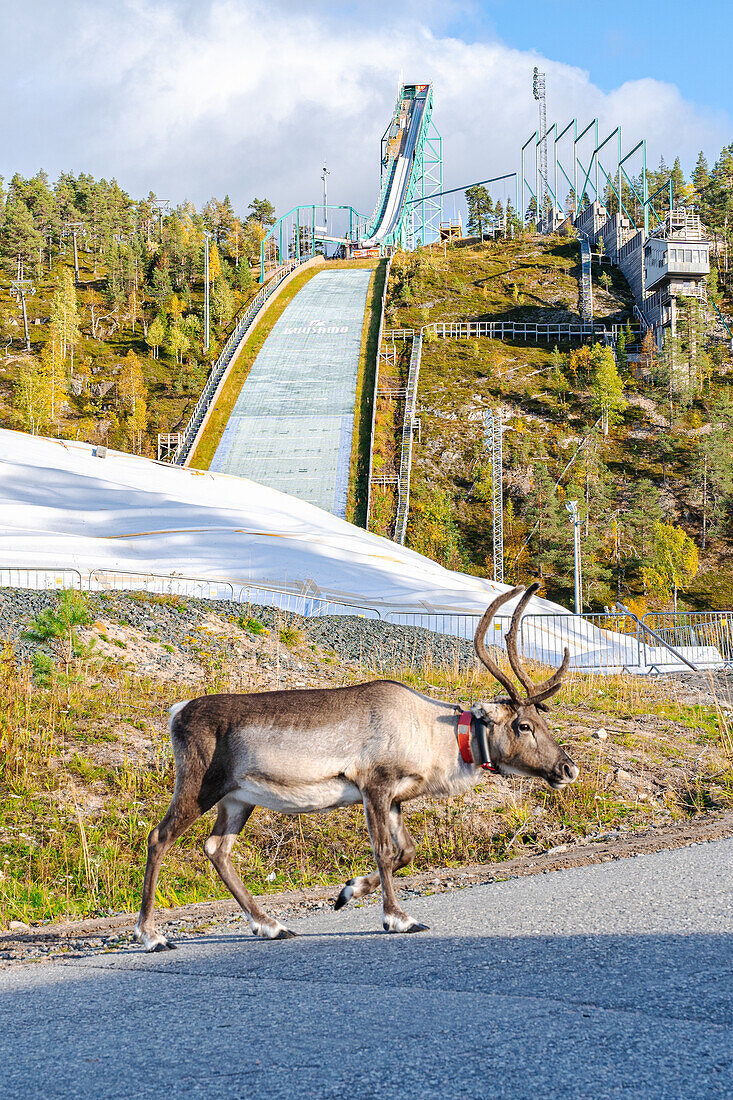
[524,462,568,585]
[692,151,710,210]
[615,326,628,375]
[670,157,687,204]
[1,195,44,274]
[464,185,493,237]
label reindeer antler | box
[474,581,570,705]
[473,587,524,702]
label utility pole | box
[532,68,548,228]
[483,407,504,583]
[204,232,210,352]
[565,500,582,615]
[11,264,36,352]
[151,198,170,239]
[321,163,330,245]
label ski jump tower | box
[374,83,443,249]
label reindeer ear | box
[535,702,550,712]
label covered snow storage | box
[0,429,723,673]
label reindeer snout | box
[550,754,579,788]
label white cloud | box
[2,0,729,219]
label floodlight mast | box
[565,500,582,615]
[532,68,548,224]
[321,164,330,245]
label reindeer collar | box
[457,711,498,773]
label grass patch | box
[279,625,303,648]
[239,616,268,636]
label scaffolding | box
[409,115,443,247]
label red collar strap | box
[457,711,498,772]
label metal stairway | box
[394,331,423,545]
[579,233,593,326]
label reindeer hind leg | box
[134,791,201,952]
[204,797,296,940]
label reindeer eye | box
[518,722,533,734]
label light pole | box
[204,232,210,352]
[565,499,582,615]
[321,164,330,247]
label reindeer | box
[134,582,578,950]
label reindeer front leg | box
[361,790,428,934]
[335,803,418,911]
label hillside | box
[371,232,733,613]
[0,172,268,458]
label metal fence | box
[382,608,733,674]
[2,565,732,673]
[642,611,733,667]
[236,585,382,620]
[88,569,236,602]
[0,566,381,620]
[0,567,83,591]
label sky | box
[2,0,730,222]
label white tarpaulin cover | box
[0,429,565,617]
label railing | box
[172,255,313,465]
[394,331,423,545]
[237,585,382,620]
[381,608,731,673]
[385,320,639,343]
[0,565,382,620]
[633,304,650,332]
[5,565,731,673]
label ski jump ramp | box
[209,268,371,518]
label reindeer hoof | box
[334,884,353,911]
[152,940,176,952]
[383,914,430,934]
[273,928,297,940]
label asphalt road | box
[2,840,732,1099]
